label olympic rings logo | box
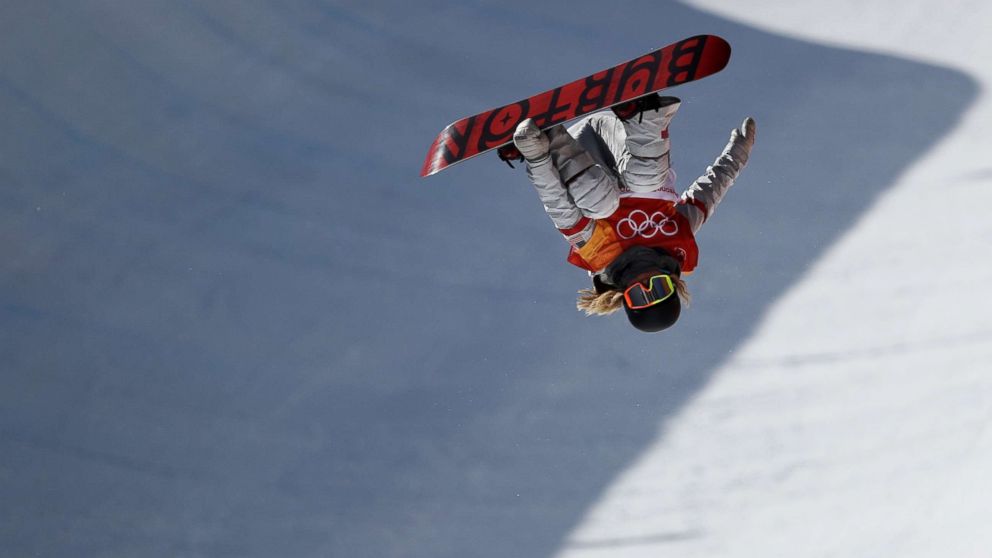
[616,209,679,239]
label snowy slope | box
[0,1,986,557]
[558,2,992,557]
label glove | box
[513,118,551,164]
[724,117,756,167]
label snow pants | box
[525,106,676,230]
[525,107,751,236]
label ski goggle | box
[623,274,676,310]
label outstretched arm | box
[677,117,756,233]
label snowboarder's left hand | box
[513,119,551,164]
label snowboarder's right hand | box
[725,117,756,167]
[513,119,551,164]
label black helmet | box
[604,246,683,333]
[623,293,681,333]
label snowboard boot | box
[613,94,680,193]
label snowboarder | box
[511,94,755,332]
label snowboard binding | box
[497,144,524,168]
[612,94,681,123]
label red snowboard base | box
[421,35,731,177]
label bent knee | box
[570,171,620,218]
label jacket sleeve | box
[677,117,756,233]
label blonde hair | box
[576,288,625,316]
[576,275,691,316]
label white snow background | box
[1,1,989,557]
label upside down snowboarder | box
[512,94,755,332]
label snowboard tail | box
[421,35,731,177]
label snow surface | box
[1,1,989,557]
[559,1,992,556]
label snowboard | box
[421,34,731,177]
